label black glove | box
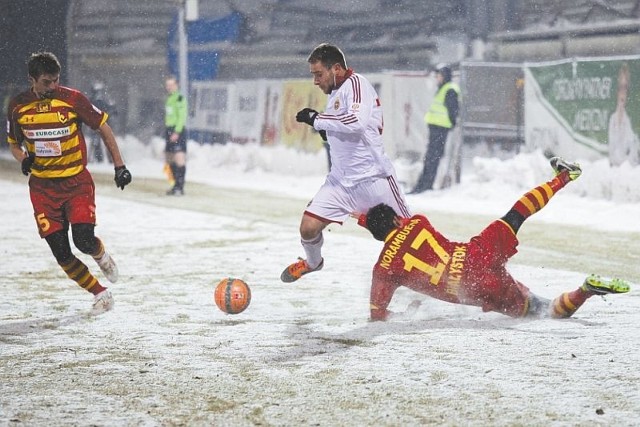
[296,108,318,126]
[318,130,327,141]
[21,153,35,176]
[114,165,132,190]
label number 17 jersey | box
[370,214,529,318]
[371,215,468,311]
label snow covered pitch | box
[1,143,639,426]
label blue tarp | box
[167,49,220,81]
[186,12,243,44]
[167,11,243,81]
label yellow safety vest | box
[424,82,460,129]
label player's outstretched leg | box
[501,157,581,234]
[550,274,630,318]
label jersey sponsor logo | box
[334,98,340,110]
[351,103,360,110]
[35,101,52,113]
[34,140,62,157]
[24,126,72,139]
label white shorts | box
[304,175,411,224]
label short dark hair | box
[307,43,347,69]
[28,52,61,79]
[365,203,399,241]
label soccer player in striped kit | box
[6,52,132,314]
[281,43,410,283]
[357,158,629,321]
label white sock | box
[302,233,323,269]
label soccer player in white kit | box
[281,43,411,283]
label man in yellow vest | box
[410,63,460,193]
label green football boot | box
[582,274,630,295]
[550,157,582,181]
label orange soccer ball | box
[214,278,251,314]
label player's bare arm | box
[98,122,124,167]
[9,142,28,162]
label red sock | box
[550,288,590,318]
[511,174,567,220]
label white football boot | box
[91,289,114,315]
[96,251,119,283]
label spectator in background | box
[281,43,410,283]
[410,64,460,193]
[164,76,188,195]
[608,62,639,167]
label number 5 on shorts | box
[36,213,51,233]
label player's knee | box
[300,228,318,241]
[299,214,326,240]
[45,231,73,264]
[71,224,98,254]
[300,223,323,240]
[501,210,525,235]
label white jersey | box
[314,71,396,187]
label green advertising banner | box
[526,57,640,166]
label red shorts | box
[461,220,531,318]
[29,169,97,238]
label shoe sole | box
[91,303,114,315]
[584,274,630,294]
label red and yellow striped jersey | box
[6,86,108,179]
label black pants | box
[169,163,186,191]
[413,125,449,192]
[165,127,187,191]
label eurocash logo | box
[24,127,71,139]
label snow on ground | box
[1,139,639,426]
